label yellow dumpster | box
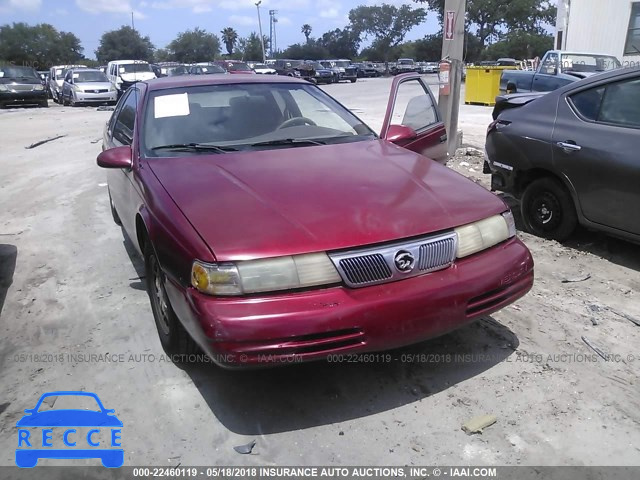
[464,66,517,106]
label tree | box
[221,27,238,55]
[0,23,83,68]
[167,28,220,63]
[482,30,553,60]
[349,4,428,67]
[318,28,360,59]
[301,24,312,43]
[280,42,329,60]
[415,0,556,49]
[96,26,154,63]
[154,48,173,62]
[238,32,267,61]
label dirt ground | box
[0,77,639,468]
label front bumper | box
[165,237,533,367]
[74,91,118,103]
[0,90,47,106]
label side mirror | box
[386,124,418,144]
[97,146,132,169]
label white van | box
[106,60,156,96]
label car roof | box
[143,74,311,91]
[108,60,150,64]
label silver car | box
[61,69,117,106]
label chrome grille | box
[418,237,456,271]
[339,254,392,285]
[330,232,457,288]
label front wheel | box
[350,78,357,83]
[521,177,577,241]
[145,242,198,356]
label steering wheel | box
[277,117,317,129]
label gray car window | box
[598,78,640,128]
[113,90,138,145]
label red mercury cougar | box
[97,73,533,367]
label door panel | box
[553,79,640,234]
[381,73,448,164]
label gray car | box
[61,68,117,106]
[486,66,640,243]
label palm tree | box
[301,24,312,43]
[221,27,238,55]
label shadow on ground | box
[182,316,518,435]
[0,244,18,319]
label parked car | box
[393,58,419,75]
[320,59,358,83]
[248,62,277,75]
[188,64,227,75]
[49,64,86,103]
[214,60,256,74]
[486,66,640,243]
[151,62,187,78]
[422,62,439,74]
[301,61,334,84]
[0,65,48,108]
[273,59,303,77]
[500,50,621,94]
[96,73,533,367]
[107,60,156,97]
[61,68,118,106]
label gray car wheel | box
[521,177,578,242]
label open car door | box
[381,73,448,164]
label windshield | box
[560,54,621,72]
[167,66,188,76]
[0,66,38,79]
[334,61,350,68]
[308,62,324,70]
[74,70,109,82]
[227,63,251,72]
[143,83,375,157]
[253,64,269,69]
[288,60,303,68]
[119,63,153,73]
[399,59,414,65]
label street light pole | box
[255,1,266,63]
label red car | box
[97,73,533,367]
[214,60,256,75]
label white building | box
[555,0,640,64]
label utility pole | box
[255,1,266,63]
[269,10,278,58]
[439,0,466,156]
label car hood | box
[148,140,506,260]
[17,410,122,427]
[76,81,113,90]
[119,71,155,82]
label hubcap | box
[530,192,561,231]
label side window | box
[542,53,559,74]
[390,78,438,132]
[112,90,138,145]
[64,72,72,83]
[569,86,605,120]
[598,77,640,128]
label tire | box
[108,190,121,226]
[350,78,357,83]
[62,94,68,106]
[145,242,198,356]
[39,100,49,108]
[520,177,577,242]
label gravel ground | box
[0,78,639,468]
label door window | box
[569,86,605,121]
[542,53,559,74]
[112,90,138,145]
[390,78,438,132]
[598,78,640,128]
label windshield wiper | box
[150,143,237,153]
[250,138,326,147]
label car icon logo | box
[394,250,415,273]
[15,391,123,468]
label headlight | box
[455,211,516,258]
[34,84,44,91]
[191,253,341,296]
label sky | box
[0,0,441,59]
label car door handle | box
[439,134,448,143]
[557,141,581,152]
